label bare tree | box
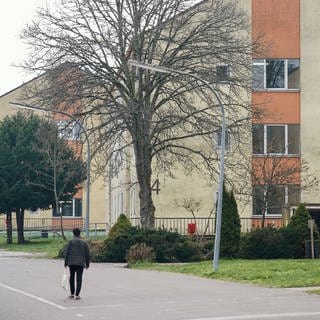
[31,119,86,239]
[21,0,260,228]
[252,155,318,227]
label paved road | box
[1,252,320,320]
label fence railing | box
[0,216,285,236]
[0,217,84,232]
[131,216,284,235]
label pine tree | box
[220,185,241,258]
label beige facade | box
[300,0,320,204]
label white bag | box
[61,268,68,290]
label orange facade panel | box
[252,0,300,58]
[252,92,300,124]
[252,157,301,185]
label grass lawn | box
[2,234,320,289]
[132,259,320,288]
[0,235,66,258]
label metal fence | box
[0,216,284,236]
[131,216,284,235]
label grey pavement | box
[0,251,320,320]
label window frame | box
[216,65,231,83]
[252,124,300,156]
[252,59,300,91]
[253,184,300,217]
[56,120,82,141]
[216,128,230,150]
[52,198,82,218]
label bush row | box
[90,225,213,263]
[60,203,318,263]
[239,204,319,259]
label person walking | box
[64,227,90,300]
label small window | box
[267,125,285,154]
[266,59,285,89]
[56,120,81,141]
[52,199,82,217]
[216,65,230,82]
[216,128,230,149]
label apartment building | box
[108,0,320,230]
[1,0,320,233]
[250,0,320,229]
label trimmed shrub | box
[239,226,295,259]
[172,240,202,262]
[108,213,132,239]
[92,227,202,263]
[101,226,138,262]
[126,243,156,264]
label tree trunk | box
[6,212,13,244]
[134,140,155,229]
[55,199,66,240]
[16,208,25,244]
[139,182,155,229]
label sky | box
[0,0,46,96]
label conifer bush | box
[286,203,319,258]
[220,186,241,258]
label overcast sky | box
[0,0,46,96]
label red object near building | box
[187,223,196,235]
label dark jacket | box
[64,237,90,268]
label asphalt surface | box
[1,250,320,320]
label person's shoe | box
[69,295,74,299]
[75,296,81,300]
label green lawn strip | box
[0,236,66,258]
[132,259,320,288]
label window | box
[216,65,230,82]
[52,199,82,217]
[56,120,82,140]
[252,124,300,155]
[252,59,300,90]
[253,185,300,216]
[216,128,230,149]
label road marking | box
[0,282,66,310]
[189,311,320,320]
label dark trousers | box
[69,265,84,296]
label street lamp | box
[10,102,91,238]
[128,59,226,271]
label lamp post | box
[128,59,226,271]
[10,102,91,238]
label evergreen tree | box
[220,185,241,258]
[286,203,319,257]
[0,113,86,244]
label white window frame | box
[264,124,287,155]
[253,124,300,156]
[56,120,81,141]
[52,199,82,218]
[253,184,300,217]
[252,59,299,90]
